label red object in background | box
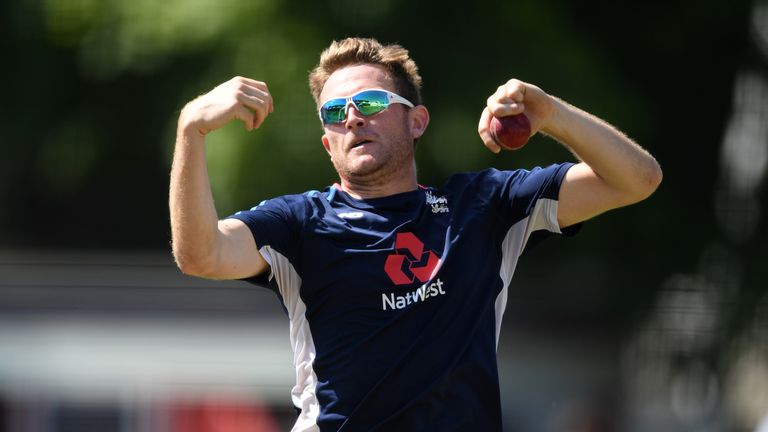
[170,397,279,432]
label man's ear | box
[321,134,331,154]
[409,105,430,140]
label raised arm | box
[169,76,273,279]
[478,79,662,228]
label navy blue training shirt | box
[228,164,575,432]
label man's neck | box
[336,157,419,199]
[339,177,418,200]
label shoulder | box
[238,188,331,215]
[438,164,574,211]
[441,168,530,195]
[227,189,337,236]
[443,167,540,185]
[444,164,573,188]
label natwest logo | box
[384,232,441,285]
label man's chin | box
[342,157,386,178]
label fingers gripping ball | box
[490,114,531,150]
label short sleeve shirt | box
[228,164,575,432]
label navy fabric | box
[229,164,574,431]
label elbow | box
[643,160,663,198]
[172,246,218,279]
[651,162,663,190]
[628,161,663,204]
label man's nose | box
[345,105,366,129]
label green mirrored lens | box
[321,99,346,124]
[353,90,389,116]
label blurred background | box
[1,0,766,430]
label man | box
[169,37,661,431]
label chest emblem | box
[384,232,441,285]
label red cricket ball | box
[490,114,531,150]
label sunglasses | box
[319,88,414,125]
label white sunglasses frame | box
[318,88,415,124]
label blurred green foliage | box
[1,0,763,328]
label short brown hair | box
[308,37,422,107]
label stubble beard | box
[333,134,415,190]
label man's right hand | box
[179,76,274,137]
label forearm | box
[169,120,221,275]
[543,98,662,201]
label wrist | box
[178,104,208,139]
[539,96,572,140]
[542,96,579,143]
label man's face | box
[319,64,417,185]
